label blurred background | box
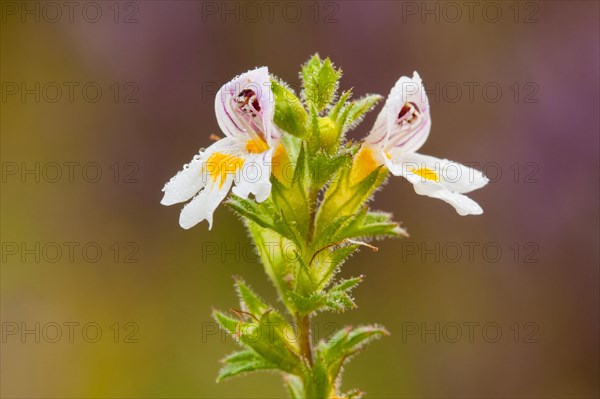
[1,1,598,398]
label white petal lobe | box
[231,150,273,203]
[179,175,235,230]
[161,153,206,206]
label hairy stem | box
[297,313,313,366]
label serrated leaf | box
[301,54,321,85]
[227,196,298,242]
[324,290,356,312]
[227,196,273,229]
[312,213,354,250]
[301,54,342,113]
[315,58,341,112]
[323,277,363,314]
[317,325,389,384]
[311,239,359,292]
[234,278,268,317]
[330,276,363,293]
[316,245,358,289]
[217,350,276,381]
[335,209,407,241]
[213,309,302,375]
[303,357,331,399]
[272,79,308,138]
[213,309,240,334]
[246,223,296,309]
[286,291,327,314]
[329,89,352,121]
[309,150,352,187]
[341,94,383,132]
[270,179,308,244]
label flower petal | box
[385,153,485,216]
[393,152,488,193]
[160,137,244,206]
[385,71,431,155]
[179,174,235,230]
[364,104,388,148]
[215,67,279,146]
[160,153,206,206]
[412,182,484,216]
[231,149,273,202]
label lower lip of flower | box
[203,152,245,188]
[409,166,440,182]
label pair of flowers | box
[161,67,488,229]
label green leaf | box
[303,357,332,399]
[301,54,342,113]
[234,277,268,317]
[321,277,363,313]
[286,291,327,315]
[246,223,296,308]
[213,309,302,375]
[335,94,383,139]
[324,290,357,313]
[315,58,341,112]
[313,213,354,249]
[309,150,352,187]
[330,276,363,293]
[287,276,363,315]
[270,180,308,245]
[227,196,298,241]
[213,309,240,334]
[335,208,407,242]
[301,54,322,85]
[272,79,308,138]
[317,325,389,385]
[316,245,358,288]
[217,350,276,381]
[227,196,273,230]
[328,89,352,121]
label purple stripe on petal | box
[223,101,244,133]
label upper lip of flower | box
[382,71,431,156]
[215,66,278,150]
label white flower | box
[361,72,488,215]
[161,67,280,229]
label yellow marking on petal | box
[410,167,440,182]
[204,152,245,188]
[385,151,392,160]
[350,146,380,183]
[245,137,269,153]
[271,143,289,182]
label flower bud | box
[318,116,339,151]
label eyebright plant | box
[161,54,488,398]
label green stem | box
[296,313,313,366]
